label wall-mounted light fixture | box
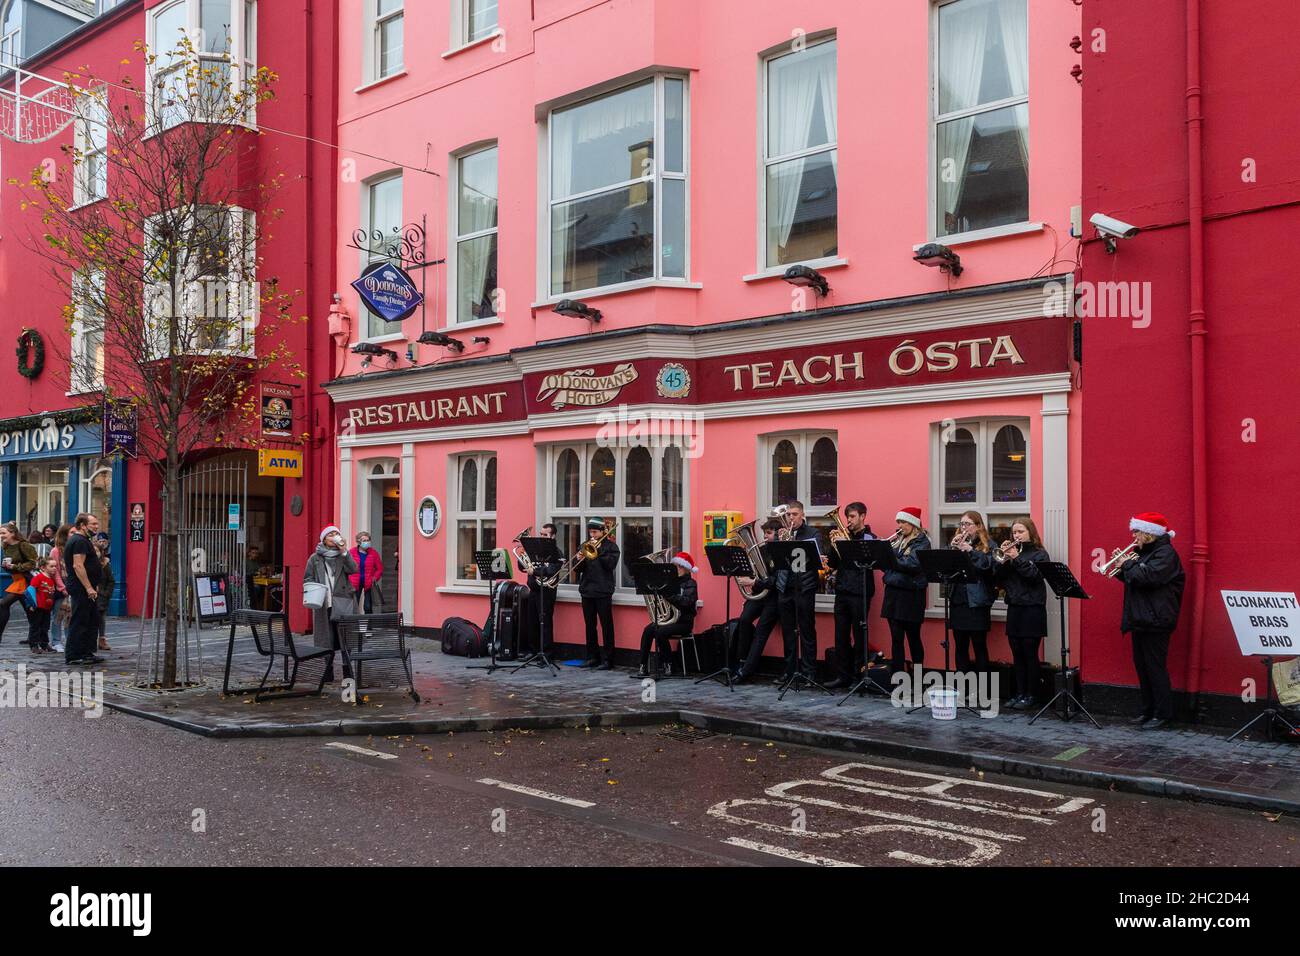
[553,299,602,323]
[913,243,964,277]
[417,331,465,353]
[782,264,830,297]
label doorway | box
[363,459,400,612]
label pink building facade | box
[325,0,1083,671]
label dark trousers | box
[888,618,924,673]
[356,588,374,614]
[953,629,989,674]
[0,590,30,642]
[65,591,98,663]
[833,592,869,679]
[778,589,817,675]
[640,617,692,670]
[735,594,780,676]
[28,608,51,649]
[97,609,107,639]
[1131,629,1173,719]
[526,586,557,652]
[1009,635,1043,699]
[582,595,615,662]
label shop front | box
[325,278,1080,670]
[0,410,127,614]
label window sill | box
[65,387,103,398]
[355,70,408,94]
[360,331,408,346]
[436,317,503,335]
[68,196,106,213]
[742,256,848,283]
[438,584,491,596]
[531,278,702,309]
[915,222,1043,251]
[441,31,503,59]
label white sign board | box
[1220,590,1299,656]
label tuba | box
[639,548,680,625]
[727,519,773,600]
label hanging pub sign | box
[351,260,424,324]
[102,400,138,459]
[260,382,296,439]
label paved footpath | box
[3,617,1297,814]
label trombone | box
[542,517,617,588]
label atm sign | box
[258,449,303,478]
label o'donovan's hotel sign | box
[535,363,639,409]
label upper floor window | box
[460,0,498,46]
[547,75,688,297]
[0,0,20,71]
[73,87,109,206]
[97,0,128,14]
[359,172,403,338]
[70,270,106,392]
[761,36,837,270]
[148,0,257,129]
[452,144,498,325]
[368,0,403,82]
[934,0,1028,238]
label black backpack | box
[440,616,487,657]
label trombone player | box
[577,518,620,669]
[824,502,877,690]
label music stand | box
[1028,561,1100,727]
[631,561,683,677]
[510,537,562,676]
[1228,656,1298,741]
[766,540,832,698]
[697,544,752,690]
[467,549,512,675]
[834,538,891,705]
[914,549,980,716]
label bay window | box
[933,0,1028,238]
[148,0,257,128]
[547,75,688,296]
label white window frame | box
[450,451,498,586]
[364,0,404,84]
[357,170,404,341]
[542,442,688,596]
[146,0,257,130]
[930,416,1031,610]
[70,268,106,393]
[79,455,114,536]
[0,0,20,72]
[758,430,839,603]
[72,85,109,207]
[448,142,499,328]
[757,33,839,274]
[450,0,499,50]
[143,205,259,357]
[540,73,691,301]
[929,0,1030,242]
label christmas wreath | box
[16,328,44,380]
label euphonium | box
[728,519,772,601]
[1101,538,1140,577]
[639,548,680,625]
[827,506,850,542]
[511,526,534,574]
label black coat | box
[827,527,877,599]
[882,531,930,591]
[668,575,698,626]
[1117,534,1185,633]
[995,545,1049,606]
[576,538,620,598]
[777,522,821,595]
[949,546,995,609]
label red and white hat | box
[1130,512,1174,538]
[671,551,698,573]
[895,507,923,528]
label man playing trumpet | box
[824,502,877,690]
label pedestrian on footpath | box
[303,526,357,682]
[94,537,114,651]
[1110,511,1186,730]
[48,524,71,653]
[27,555,59,654]
[63,513,104,666]
[0,522,38,644]
[348,531,384,614]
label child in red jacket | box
[28,556,58,653]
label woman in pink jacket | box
[348,531,384,614]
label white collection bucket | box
[302,581,328,610]
[928,687,959,720]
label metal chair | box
[334,613,421,703]
[253,610,334,702]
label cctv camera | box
[1089,213,1140,240]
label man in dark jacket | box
[632,551,699,678]
[1112,512,1186,729]
[824,501,877,689]
[523,523,561,654]
[777,501,822,683]
[577,518,620,669]
[732,520,783,684]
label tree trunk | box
[162,446,181,688]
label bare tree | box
[10,35,303,686]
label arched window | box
[661,446,682,512]
[810,437,838,507]
[555,448,579,508]
[991,424,1027,503]
[771,439,798,506]
[459,458,477,512]
[454,452,497,582]
[589,447,615,509]
[484,455,497,512]
[625,446,651,508]
[943,427,977,503]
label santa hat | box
[895,507,923,528]
[671,551,698,573]
[320,525,342,543]
[1130,512,1174,538]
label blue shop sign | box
[351,260,423,324]
[0,421,101,463]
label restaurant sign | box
[338,381,527,436]
[351,260,423,324]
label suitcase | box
[486,581,528,661]
[440,616,487,657]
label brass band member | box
[1110,512,1185,729]
[994,518,1049,709]
[882,507,930,674]
[824,502,877,690]
[731,519,782,685]
[777,501,821,684]
[632,552,699,679]
[577,518,620,670]
[523,523,561,656]
[949,511,996,676]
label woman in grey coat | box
[303,525,358,681]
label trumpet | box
[511,526,534,575]
[1100,538,1140,577]
[993,539,1021,564]
[949,529,971,549]
[885,529,904,545]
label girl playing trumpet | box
[993,518,1050,709]
[948,511,996,678]
[881,508,930,675]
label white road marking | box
[476,778,596,808]
[723,837,861,867]
[325,742,398,760]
